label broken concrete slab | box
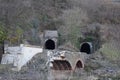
[1,44,43,71]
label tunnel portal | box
[45,39,55,50]
[80,42,91,54]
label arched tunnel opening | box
[75,60,83,69]
[51,60,72,70]
[80,42,91,54]
[45,39,55,50]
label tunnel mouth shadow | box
[45,39,55,50]
[80,42,91,54]
[51,60,72,70]
[75,60,83,69]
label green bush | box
[0,23,7,44]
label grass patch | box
[99,75,120,80]
[100,42,120,61]
[84,62,102,72]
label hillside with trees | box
[0,0,120,79]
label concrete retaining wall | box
[1,44,43,71]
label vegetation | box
[0,23,7,44]
[58,8,88,48]
[100,42,120,61]
[0,0,120,60]
[99,75,120,80]
[0,0,120,80]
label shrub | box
[58,7,89,48]
[0,23,7,44]
[100,41,120,61]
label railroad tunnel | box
[80,42,92,54]
[51,60,72,70]
[45,39,55,50]
[75,60,84,69]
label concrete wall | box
[1,44,43,71]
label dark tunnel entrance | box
[80,42,91,54]
[45,39,55,50]
[75,60,83,69]
[51,60,72,70]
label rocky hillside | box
[0,0,120,80]
[0,0,120,45]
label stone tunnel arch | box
[51,60,72,70]
[80,42,92,54]
[45,39,55,50]
[75,60,84,69]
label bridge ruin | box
[0,30,90,74]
